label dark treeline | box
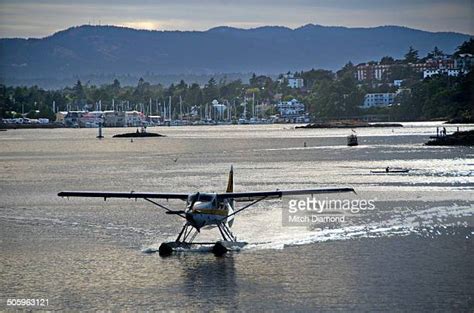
[1,39,473,122]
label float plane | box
[58,166,355,256]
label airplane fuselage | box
[185,192,234,229]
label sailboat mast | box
[169,96,172,122]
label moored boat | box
[347,134,358,146]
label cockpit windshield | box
[198,194,214,202]
[187,193,215,203]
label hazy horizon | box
[0,0,472,38]
[1,23,473,40]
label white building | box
[79,111,104,127]
[423,69,460,79]
[362,93,396,108]
[125,111,146,127]
[393,80,404,87]
[288,77,304,88]
[277,98,305,117]
[212,104,226,113]
[212,100,226,114]
[103,111,126,127]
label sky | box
[0,0,472,38]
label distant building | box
[423,69,460,79]
[361,93,396,108]
[288,77,304,88]
[424,55,455,70]
[125,111,146,127]
[281,73,304,88]
[355,64,370,81]
[393,80,404,87]
[148,115,162,125]
[277,98,305,117]
[212,100,226,114]
[212,104,226,113]
[356,63,391,81]
[64,111,86,127]
[356,56,460,82]
[103,111,126,127]
[79,111,104,127]
[409,62,429,73]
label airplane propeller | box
[188,192,199,211]
[185,192,201,231]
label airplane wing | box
[217,187,355,202]
[58,191,190,201]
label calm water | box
[1,122,473,311]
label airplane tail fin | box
[226,165,234,193]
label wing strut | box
[222,196,268,221]
[144,198,186,219]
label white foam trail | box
[242,204,473,251]
[139,204,472,254]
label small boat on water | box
[347,134,358,146]
[371,167,410,174]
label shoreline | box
[2,120,474,130]
[0,124,65,129]
[296,122,404,129]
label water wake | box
[244,204,472,251]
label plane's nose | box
[185,211,202,231]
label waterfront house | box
[361,93,396,108]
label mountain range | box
[0,24,471,88]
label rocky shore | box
[425,130,474,146]
[296,120,403,129]
[112,132,165,138]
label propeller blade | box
[189,192,199,211]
